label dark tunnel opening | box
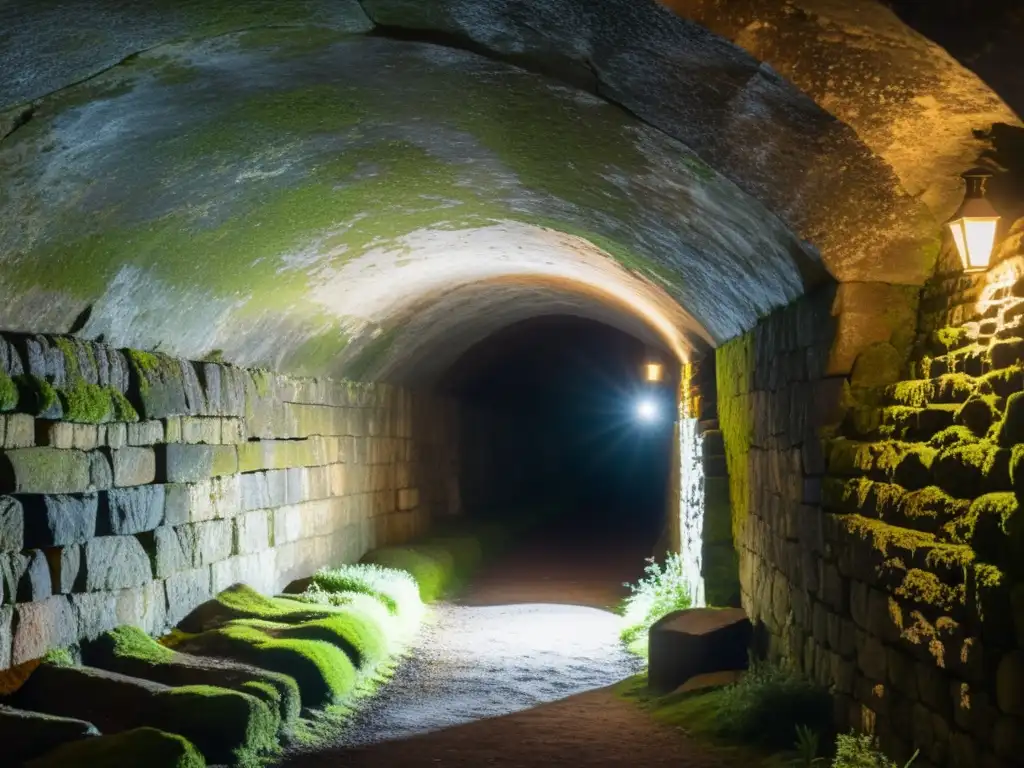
[439,315,676,550]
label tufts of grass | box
[310,563,422,620]
[360,546,455,603]
[0,371,17,411]
[833,730,918,767]
[25,727,206,768]
[58,379,112,423]
[619,553,694,655]
[229,612,388,672]
[178,583,335,633]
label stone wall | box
[0,332,460,671]
[709,225,1024,767]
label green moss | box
[932,373,977,403]
[180,584,335,633]
[933,441,995,498]
[828,439,877,476]
[360,546,454,603]
[851,342,903,389]
[978,366,1024,398]
[310,563,422,619]
[887,379,932,408]
[24,727,205,768]
[934,327,971,352]
[344,326,401,381]
[175,624,356,708]
[959,493,1023,572]
[58,380,111,423]
[929,425,979,449]
[996,392,1024,448]
[41,647,77,667]
[1012,445,1024,494]
[0,371,18,411]
[896,569,964,612]
[85,626,301,729]
[841,514,937,554]
[160,684,278,765]
[109,387,140,422]
[956,395,1002,438]
[230,612,388,671]
[822,476,872,514]
[14,374,59,415]
[901,486,969,532]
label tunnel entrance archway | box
[439,314,677,547]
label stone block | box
[233,511,270,555]
[996,651,1024,716]
[164,475,241,523]
[126,420,165,446]
[648,607,751,694]
[0,449,91,494]
[194,519,233,566]
[36,422,74,451]
[88,450,113,491]
[102,485,165,535]
[0,604,10,669]
[82,536,151,592]
[12,595,78,665]
[2,549,52,603]
[163,567,212,626]
[164,416,182,443]
[397,487,419,511]
[21,493,97,547]
[210,550,276,595]
[0,496,25,552]
[159,443,238,483]
[105,422,127,449]
[2,414,35,449]
[180,416,221,445]
[45,545,81,594]
[149,526,194,578]
[221,418,246,445]
[108,447,156,487]
[993,715,1024,762]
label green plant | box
[832,730,919,768]
[58,379,112,423]
[792,724,824,767]
[619,553,694,648]
[310,563,423,619]
[0,371,17,411]
[715,662,832,749]
[14,374,59,415]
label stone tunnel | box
[0,0,1023,766]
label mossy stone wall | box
[0,331,462,672]
[723,231,1024,767]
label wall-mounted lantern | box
[949,167,1001,273]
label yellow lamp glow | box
[949,168,1000,273]
[645,362,664,382]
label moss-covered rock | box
[109,388,140,423]
[901,486,970,534]
[14,374,61,418]
[886,379,932,408]
[1012,445,1024,495]
[983,448,1014,492]
[978,366,1024,399]
[896,568,965,614]
[178,584,334,634]
[0,705,98,764]
[990,339,1024,369]
[956,395,1003,438]
[996,392,1024,448]
[933,441,996,499]
[172,624,356,708]
[962,493,1023,575]
[932,373,977,404]
[932,327,972,354]
[57,380,112,423]
[875,442,936,490]
[229,612,388,671]
[25,727,205,768]
[929,425,979,449]
[81,626,300,728]
[0,372,17,411]
[159,684,278,765]
[828,439,876,476]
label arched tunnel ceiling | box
[0,0,1018,381]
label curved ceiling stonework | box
[0,0,1018,380]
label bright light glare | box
[636,398,659,422]
[645,362,663,382]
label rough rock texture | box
[647,607,751,694]
[0,705,99,765]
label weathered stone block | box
[194,519,233,566]
[21,493,97,547]
[2,414,34,449]
[996,651,1024,716]
[88,451,112,491]
[105,422,127,449]
[12,595,78,665]
[648,608,751,694]
[102,485,165,535]
[164,475,240,523]
[397,487,419,511]
[2,549,52,603]
[148,526,193,578]
[0,449,91,494]
[0,496,25,552]
[82,536,151,591]
[159,443,238,483]
[108,447,155,487]
[37,421,77,451]
[180,416,221,445]
[0,604,10,669]
[233,511,270,555]
[164,566,212,626]
[45,545,81,594]
[126,420,164,446]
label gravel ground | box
[280,534,735,767]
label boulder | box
[0,705,98,764]
[648,607,751,694]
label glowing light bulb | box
[636,398,658,422]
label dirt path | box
[280,533,734,767]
